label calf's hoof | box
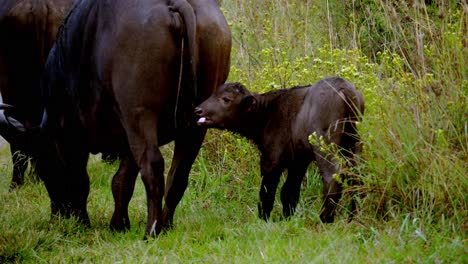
[257,203,271,221]
[319,213,335,223]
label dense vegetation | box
[1,0,466,262]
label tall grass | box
[0,0,466,262]
[335,0,467,224]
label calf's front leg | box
[258,156,284,221]
[281,161,308,218]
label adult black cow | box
[0,0,231,237]
[195,77,365,223]
[0,0,72,188]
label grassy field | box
[1,0,466,263]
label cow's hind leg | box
[162,127,206,230]
[141,145,165,237]
[281,161,308,218]
[124,111,165,237]
[110,154,139,231]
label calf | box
[195,77,364,223]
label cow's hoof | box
[110,218,130,232]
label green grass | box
[0,151,465,263]
[1,0,467,262]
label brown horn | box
[0,103,14,110]
[0,106,26,145]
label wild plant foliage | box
[222,0,467,223]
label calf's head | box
[195,82,256,129]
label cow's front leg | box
[39,141,91,226]
[110,154,139,231]
[258,155,284,221]
[63,148,91,226]
[162,127,206,230]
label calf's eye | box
[222,97,231,103]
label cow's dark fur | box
[0,0,72,188]
[195,77,364,222]
[0,0,231,237]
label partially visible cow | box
[0,0,231,237]
[0,0,72,188]
[195,77,364,223]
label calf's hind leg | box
[315,150,342,223]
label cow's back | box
[44,0,231,151]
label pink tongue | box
[198,117,206,124]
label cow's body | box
[0,0,72,187]
[0,0,231,237]
[195,77,364,222]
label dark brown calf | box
[195,77,364,223]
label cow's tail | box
[170,0,198,100]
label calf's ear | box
[240,95,256,112]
